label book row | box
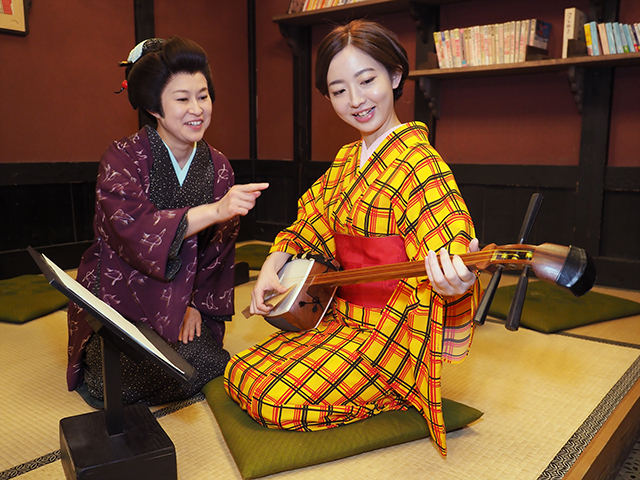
[563,8,639,58]
[585,22,640,56]
[287,0,367,14]
[433,19,551,69]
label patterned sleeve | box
[388,144,473,259]
[391,143,479,361]
[94,141,190,281]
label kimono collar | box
[359,123,408,168]
[145,126,214,210]
[161,139,197,186]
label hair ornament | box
[125,37,165,65]
[115,38,164,94]
[114,80,128,94]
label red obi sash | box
[334,233,408,309]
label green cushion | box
[0,274,68,323]
[235,244,271,270]
[203,376,482,479]
[488,281,640,333]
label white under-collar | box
[162,140,197,186]
[359,124,406,169]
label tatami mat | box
[2,274,640,479]
[0,310,94,470]
[564,283,640,344]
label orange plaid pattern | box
[225,122,479,456]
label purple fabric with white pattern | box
[66,127,238,391]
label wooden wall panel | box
[601,191,640,261]
[2,161,639,290]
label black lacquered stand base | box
[59,403,176,480]
[59,337,176,480]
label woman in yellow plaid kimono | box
[225,20,480,457]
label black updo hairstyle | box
[125,36,215,120]
[315,20,409,102]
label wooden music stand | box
[29,247,197,480]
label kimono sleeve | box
[94,142,189,281]
[392,144,479,361]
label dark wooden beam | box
[605,167,640,192]
[133,0,155,129]
[573,0,619,253]
[411,3,440,145]
[574,66,613,253]
[0,242,93,281]
[451,164,578,189]
[279,23,311,198]
[0,162,99,186]
[247,0,258,177]
[134,0,154,43]
[593,257,640,290]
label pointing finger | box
[238,182,269,193]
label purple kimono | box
[67,127,238,391]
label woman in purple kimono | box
[67,36,268,406]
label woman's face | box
[152,72,212,152]
[326,45,401,147]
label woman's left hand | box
[425,238,479,298]
[179,306,202,344]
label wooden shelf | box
[409,51,640,80]
[273,0,464,27]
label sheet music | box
[43,254,183,375]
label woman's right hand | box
[186,183,269,238]
[250,251,292,316]
[215,183,270,224]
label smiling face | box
[326,45,401,147]
[151,72,212,155]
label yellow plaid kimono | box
[225,122,480,456]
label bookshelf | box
[273,0,463,27]
[410,50,640,79]
[410,50,640,114]
[275,0,640,118]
